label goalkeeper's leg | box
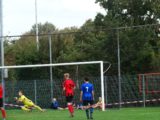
[21,105,31,112]
[33,104,44,112]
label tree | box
[95,0,160,26]
[4,22,58,80]
[4,23,81,79]
[94,0,160,73]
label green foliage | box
[95,0,160,25]
[30,22,57,34]
[94,0,160,74]
[4,1,160,80]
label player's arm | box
[14,97,18,102]
[73,85,76,90]
[62,88,65,95]
[92,91,95,101]
[62,81,66,94]
[92,86,95,101]
[63,87,66,91]
[80,91,83,102]
[80,85,83,102]
[72,80,76,90]
[14,96,23,103]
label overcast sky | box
[3,0,105,36]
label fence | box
[4,74,160,109]
[106,74,160,108]
[5,76,101,108]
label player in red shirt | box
[0,83,6,120]
[63,73,76,117]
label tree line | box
[4,0,160,80]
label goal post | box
[100,61,105,111]
[0,61,111,111]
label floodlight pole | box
[49,35,53,100]
[0,0,5,109]
[34,80,37,104]
[35,0,39,51]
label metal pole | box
[76,66,79,89]
[142,74,146,107]
[104,76,108,108]
[35,0,39,51]
[100,61,105,111]
[117,29,122,108]
[49,35,53,100]
[34,80,37,104]
[0,0,5,109]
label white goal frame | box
[0,61,110,111]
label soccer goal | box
[0,61,111,111]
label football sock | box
[85,109,89,119]
[68,105,74,113]
[34,105,43,112]
[68,105,71,113]
[90,107,94,119]
[70,105,74,113]
[1,108,6,118]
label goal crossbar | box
[0,61,107,69]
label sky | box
[3,0,105,36]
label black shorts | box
[0,98,3,107]
[83,100,94,106]
[66,96,73,103]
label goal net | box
[1,61,109,111]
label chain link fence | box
[5,76,101,108]
[4,74,160,109]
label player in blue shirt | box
[51,98,63,110]
[80,77,94,119]
[51,98,59,109]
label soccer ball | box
[14,97,18,101]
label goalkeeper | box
[15,90,44,112]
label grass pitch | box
[4,107,160,120]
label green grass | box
[4,107,160,120]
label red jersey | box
[63,79,75,96]
[0,85,3,99]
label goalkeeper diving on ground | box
[14,90,44,112]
